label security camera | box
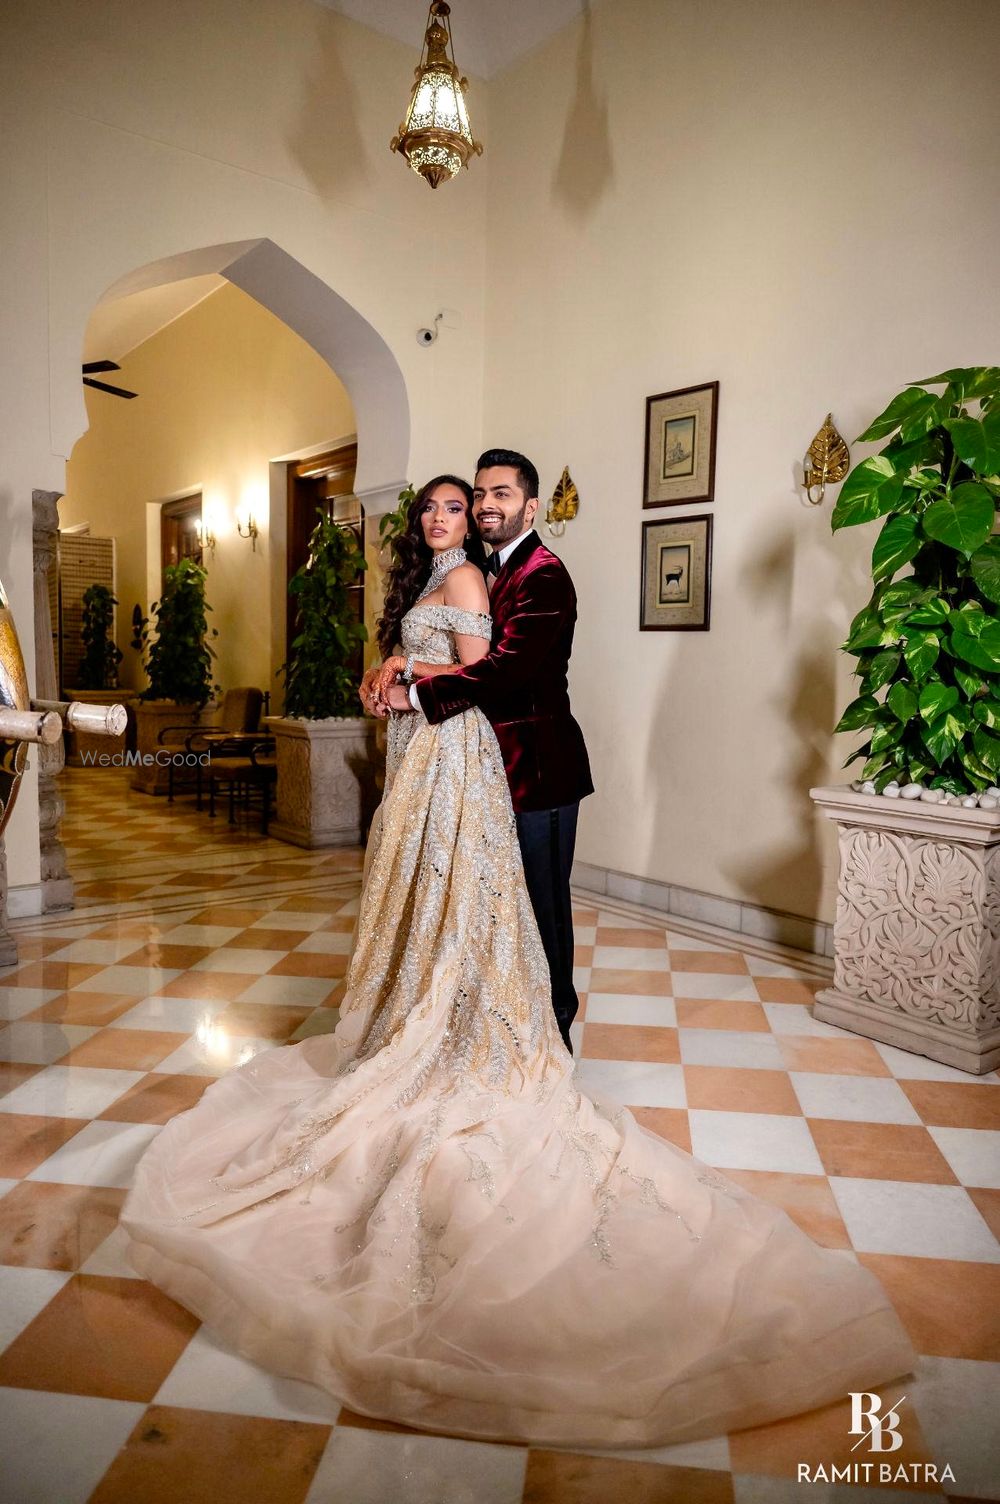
[417,326,438,346]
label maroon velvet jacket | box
[415,533,593,814]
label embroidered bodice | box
[386,603,492,783]
[400,602,492,665]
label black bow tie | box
[486,552,503,577]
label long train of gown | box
[123,602,914,1448]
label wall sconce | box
[196,522,216,557]
[236,511,259,551]
[545,467,579,537]
[803,415,850,506]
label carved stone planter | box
[268,716,379,849]
[811,785,1000,1074]
[132,700,203,795]
[65,689,137,767]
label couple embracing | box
[124,449,913,1448]
[361,447,591,1054]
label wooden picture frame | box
[643,381,719,508]
[640,514,713,631]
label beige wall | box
[482,0,1000,922]
[61,282,355,700]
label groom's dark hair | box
[476,448,539,502]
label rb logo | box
[849,1392,905,1452]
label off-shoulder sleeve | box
[418,604,492,640]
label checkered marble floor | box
[1,769,997,1503]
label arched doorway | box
[34,240,411,901]
[91,238,410,507]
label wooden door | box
[286,446,363,680]
[160,494,203,595]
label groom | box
[384,448,593,1051]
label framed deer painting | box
[640,514,712,631]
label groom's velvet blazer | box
[414,532,593,814]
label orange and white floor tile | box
[0,770,997,1502]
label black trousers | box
[515,802,580,1050]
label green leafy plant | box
[136,558,219,706]
[76,583,123,690]
[833,366,1000,794]
[279,507,368,719]
[377,483,416,558]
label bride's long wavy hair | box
[376,475,486,657]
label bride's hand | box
[376,656,406,703]
[359,666,380,716]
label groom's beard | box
[480,500,530,547]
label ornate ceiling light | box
[390,2,483,190]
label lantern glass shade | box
[406,70,472,142]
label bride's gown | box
[123,602,914,1448]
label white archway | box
[92,238,409,509]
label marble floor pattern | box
[0,769,997,1504]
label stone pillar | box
[32,490,73,912]
[0,837,16,967]
[810,785,1000,1075]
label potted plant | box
[64,583,134,766]
[131,559,219,794]
[811,365,1000,1073]
[377,483,415,557]
[269,507,379,847]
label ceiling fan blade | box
[83,377,138,399]
[82,360,121,374]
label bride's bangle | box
[401,655,415,684]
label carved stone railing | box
[32,490,73,911]
[1,554,125,966]
[811,785,1000,1075]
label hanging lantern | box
[390,2,483,190]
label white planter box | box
[811,784,1000,1074]
[268,716,379,849]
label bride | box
[123,475,914,1448]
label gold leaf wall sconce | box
[545,468,579,537]
[803,415,850,507]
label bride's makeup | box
[420,484,470,553]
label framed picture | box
[643,381,718,508]
[640,514,712,631]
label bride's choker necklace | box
[418,546,467,601]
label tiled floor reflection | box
[0,770,997,1502]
